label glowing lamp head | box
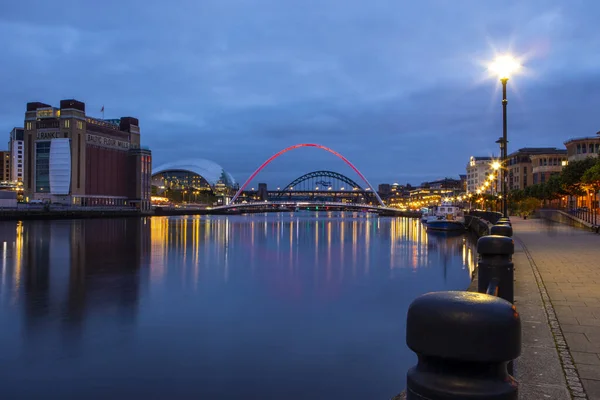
[491,161,501,170]
[489,55,521,80]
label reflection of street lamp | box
[490,55,521,217]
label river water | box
[0,213,476,399]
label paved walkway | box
[513,217,600,399]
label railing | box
[404,217,520,399]
[569,208,598,226]
[540,206,599,230]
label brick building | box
[23,100,152,209]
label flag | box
[100,106,104,113]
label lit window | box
[77,121,83,129]
[64,120,70,128]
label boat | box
[420,207,431,223]
[425,202,466,232]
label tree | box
[543,174,565,200]
[582,161,600,192]
[561,158,598,196]
[518,197,541,218]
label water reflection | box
[0,213,475,399]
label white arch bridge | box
[206,142,420,217]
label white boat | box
[425,202,466,232]
[420,207,431,223]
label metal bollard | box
[497,217,511,226]
[490,224,513,237]
[406,291,521,400]
[477,235,515,303]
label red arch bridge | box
[210,143,410,215]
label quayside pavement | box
[513,217,600,399]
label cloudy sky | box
[1,0,599,187]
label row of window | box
[63,120,84,129]
[535,157,566,167]
[25,119,84,131]
[576,143,600,155]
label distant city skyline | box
[2,1,600,186]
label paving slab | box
[514,217,600,400]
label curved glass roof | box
[152,159,236,187]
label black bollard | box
[406,291,521,400]
[490,224,513,237]
[477,235,515,303]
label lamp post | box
[491,161,501,213]
[490,55,520,218]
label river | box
[0,213,476,399]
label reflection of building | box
[19,219,148,331]
[9,128,24,182]
[23,100,152,209]
[0,150,10,181]
[530,150,568,185]
[152,159,238,204]
[565,133,600,163]
[507,148,564,191]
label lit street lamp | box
[490,55,521,217]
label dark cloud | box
[2,0,600,186]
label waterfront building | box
[378,183,391,196]
[9,128,24,182]
[466,156,500,194]
[151,159,237,205]
[529,150,568,185]
[422,177,464,191]
[507,148,565,191]
[23,100,152,209]
[0,151,10,182]
[564,132,600,163]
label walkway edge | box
[515,235,589,399]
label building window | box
[577,144,581,154]
[26,122,32,130]
[583,144,587,154]
[77,121,83,129]
[64,120,70,128]
[590,144,595,154]
[35,141,51,192]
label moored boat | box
[425,202,466,232]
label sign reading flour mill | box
[86,133,130,150]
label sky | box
[1,0,600,188]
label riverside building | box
[9,128,24,182]
[23,100,152,210]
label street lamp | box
[490,55,521,218]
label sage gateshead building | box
[23,100,152,210]
[151,159,237,204]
